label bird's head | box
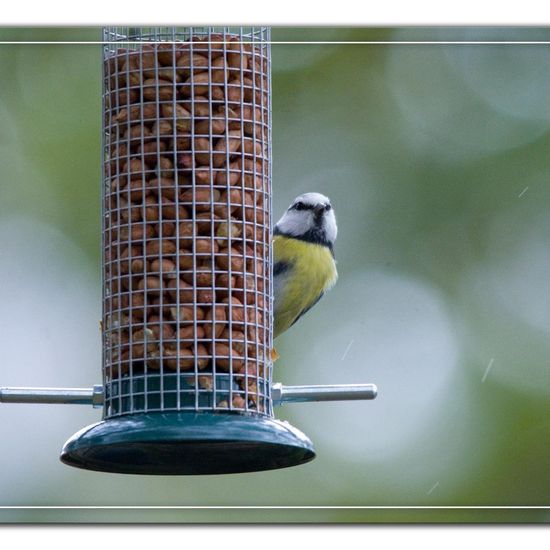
[274,192,337,249]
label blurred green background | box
[0,26,548,523]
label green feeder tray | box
[60,411,315,475]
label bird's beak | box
[314,204,325,216]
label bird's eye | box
[324,204,332,211]
[294,201,305,211]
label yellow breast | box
[273,235,338,338]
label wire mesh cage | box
[59,26,316,475]
[102,26,272,419]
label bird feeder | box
[0,26,377,475]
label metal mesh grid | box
[102,27,272,418]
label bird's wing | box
[289,291,325,329]
[273,260,292,277]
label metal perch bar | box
[0,383,377,407]
[0,386,105,408]
[271,383,377,404]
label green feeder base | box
[60,412,315,475]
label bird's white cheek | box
[278,211,314,237]
[324,213,338,242]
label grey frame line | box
[1,32,546,510]
[0,505,548,510]
[3,40,550,44]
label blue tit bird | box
[273,192,338,341]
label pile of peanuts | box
[103,34,270,412]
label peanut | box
[232,394,246,409]
[221,327,246,354]
[131,328,157,356]
[233,274,256,304]
[157,44,182,66]
[143,195,160,222]
[193,136,214,165]
[169,305,205,322]
[116,61,142,88]
[215,273,236,297]
[198,375,213,390]
[194,238,219,255]
[177,219,195,240]
[155,221,176,238]
[222,296,246,324]
[178,253,194,270]
[123,124,154,143]
[130,258,145,273]
[164,345,196,371]
[166,278,194,302]
[194,167,214,184]
[212,342,245,372]
[177,152,194,169]
[123,158,147,176]
[194,117,225,136]
[196,288,215,305]
[216,218,242,245]
[226,79,244,103]
[119,222,154,242]
[151,119,173,137]
[180,186,220,209]
[216,247,245,272]
[108,89,139,108]
[161,103,192,132]
[192,33,226,59]
[212,129,241,167]
[203,305,227,338]
[137,276,162,294]
[211,55,228,84]
[150,258,177,278]
[119,200,142,223]
[182,265,213,287]
[195,212,221,234]
[145,239,177,255]
[114,102,158,124]
[215,162,241,186]
[148,177,178,201]
[139,139,167,157]
[179,324,206,341]
[142,78,175,101]
[242,136,264,157]
[119,244,142,261]
[161,196,189,220]
[147,67,181,83]
[147,321,176,341]
[123,179,147,202]
[176,53,209,78]
[181,96,210,117]
[172,135,192,152]
[196,343,210,369]
[182,72,212,97]
[155,156,174,178]
[227,48,248,71]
